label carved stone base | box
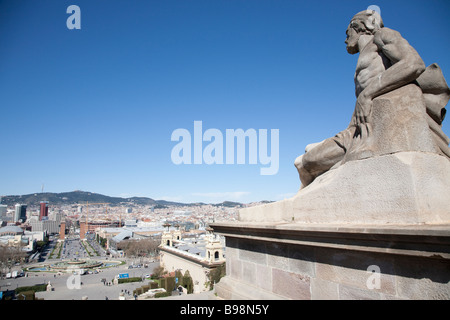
[238,151,450,225]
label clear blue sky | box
[1,0,449,203]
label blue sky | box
[1,0,449,204]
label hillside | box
[0,190,246,208]
[0,190,158,207]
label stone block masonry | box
[211,222,450,300]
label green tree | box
[207,264,226,290]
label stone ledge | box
[215,275,286,300]
[210,222,450,260]
[159,245,224,268]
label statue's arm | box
[362,28,426,101]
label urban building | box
[39,201,49,221]
[0,225,45,254]
[159,227,225,293]
[80,221,87,240]
[59,221,66,241]
[0,204,7,222]
[28,209,62,235]
[14,204,27,223]
[28,218,59,234]
[96,225,162,251]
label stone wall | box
[213,223,450,300]
[160,248,212,293]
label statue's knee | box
[295,151,319,172]
[294,155,303,170]
[301,151,318,171]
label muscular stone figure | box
[295,10,450,187]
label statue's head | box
[345,10,383,54]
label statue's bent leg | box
[295,127,354,187]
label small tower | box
[205,227,224,263]
[173,224,182,242]
[161,222,173,247]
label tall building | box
[0,204,7,220]
[39,201,49,221]
[14,204,27,222]
[80,221,87,240]
[59,221,66,241]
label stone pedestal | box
[211,150,450,300]
[211,222,450,300]
[238,152,450,225]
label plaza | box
[2,259,159,300]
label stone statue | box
[236,9,450,225]
[295,9,450,188]
[46,281,52,291]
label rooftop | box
[0,225,24,235]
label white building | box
[159,227,225,293]
[0,226,45,253]
[28,218,60,234]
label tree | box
[207,264,226,290]
[117,238,159,258]
[183,270,194,294]
[152,265,166,278]
[0,243,27,276]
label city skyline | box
[1,0,449,204]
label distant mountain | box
[0,190,244,208]
[213,201,244,208]
[0,190,154,207]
